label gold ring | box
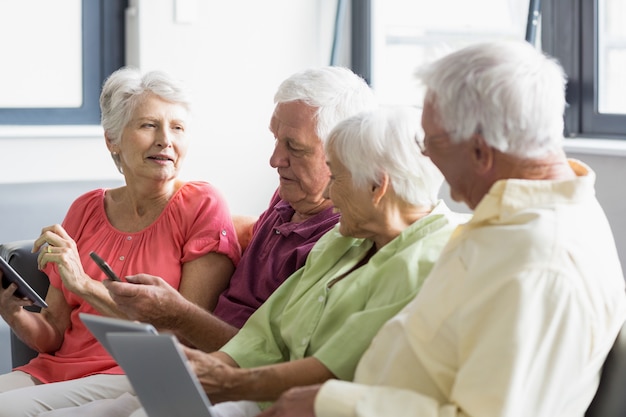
[47,246,52,253]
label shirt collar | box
[471,158,596,225]
[273,199,339,238]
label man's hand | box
[104,273,188,329]
[257,385,321,417]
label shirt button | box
[126,236,132,241]
[119,256,125,261]
[301,338,307,346]
[318,296,324,303]
[274,229,280,235]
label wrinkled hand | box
[103,274,188,329]
[183,346,241,399]
[33,224,88,294]
[0,274,34,320]
[257,385,320,417]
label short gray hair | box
[416,41,567,158]
[274,66,378,143]
[99,67,192,172]
[326,106,443,207]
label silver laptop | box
[79,312,157,358]
[107,332,216,417]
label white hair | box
[326,106,443,207]
[99,67,192,172]
[274,66,378,143]
[416,41,567,158]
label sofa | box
[0,180,123,245]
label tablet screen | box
[0,256,48,308]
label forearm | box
[207,357,335,403]
[173,302,239,352]
[6,309,63,353]
[73,278,130,319]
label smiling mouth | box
[148,156,174,162]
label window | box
[0,0,126,125]
[544,0,626,138]
[354,0,626,139]
[597,0,626,115]
[366,0,530,107]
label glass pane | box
[372,0,531,106]
[0,0,82,108]
[598,0,626,114]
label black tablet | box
[0,256,48,308]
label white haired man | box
[260,41,626,417]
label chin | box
[450,190,472,210]
[338,223,351,237]
[278,187,305,206]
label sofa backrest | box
[0,180,123,244]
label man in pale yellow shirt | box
[259,41,626,417]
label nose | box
[322,181,331,200]
[269,141,288,168]
[156,127,173,148]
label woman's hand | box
[0,276,71,354]
[184,346,242,400]
[0,277,34,320]
[33,224,90,295]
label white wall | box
[0,0,341,216]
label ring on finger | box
[47,246,52,253]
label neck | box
[372,203,434,249]
[291,198,334,223]
[494,150,575,181]
[122,179,181,215]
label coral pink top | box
[17,181,241,383]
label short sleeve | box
[173,182,241,266]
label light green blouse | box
[220,201,468,381]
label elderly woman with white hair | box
[133,105,470,417]
[0,67,241,415]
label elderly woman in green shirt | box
[129,106,470,417]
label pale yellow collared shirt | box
[316,160,626,417]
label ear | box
[371,173,390,205]
[470,134,494,174]
[104,132,119,154]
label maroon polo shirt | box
[213,189,339,328]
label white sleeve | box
[315,380,457,417]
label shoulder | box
[306,224,358,260]
[164,182,233,229]
[172,181,229,210]
[415,201,471,240]
[61,189,107,234]
[66,188,105,215]
[178,180,224,199]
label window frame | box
[0,0,126,126]
[579,0,626,137]
[532,0,626,138]
[354,0,626,139]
